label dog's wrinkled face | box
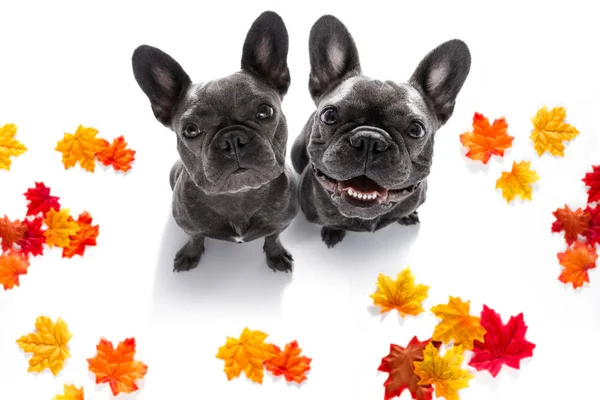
[132,11,290,195]
[306,16,471,219]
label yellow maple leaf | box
[53,384,84,400]
[215,327,277,384]
[431,296,486,351]
[16,316,73,375]
[0,123,27,170]
[414,343,473,400]
[530,106,579,156]
[495,161,540,203]
[44,208,79,248]
[370,267,430,316]
[55,125,107,172]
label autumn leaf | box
[557,242,598,288]
[378,337,441,400]
[0,250,30,290]
[23,182,61,217]
[583,165,600,204]
[87,337,148,396]
[551,205,590,245]
[17,217,46,257]
[16,316,73,375]
[469,305,536,377]
[55,125,107,172]
[0,123,27,170]
[216,327,278,384]
[495,161,540,203]
[530,106,579,157]
[370,267,430,317]
[586,205,600,247]
[96,136,136,172]
[53,384,84,400]
[62,211,99,258]
[431,296,486,350]
[459,113,514,164]
[0,215,27,252]
[413,343,473,400]
[264,340,311,384]
[44,208,79,248]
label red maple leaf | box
[468,305,536,377]
[62,211,99,258]
[378,337,441,400]
[17,218,46,257]
[0,215,27,252]
[585,205,600,247]
[582,165,600,204]
[551,205,590,245]
[23,182,61,217]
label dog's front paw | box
[321,227,346,248]
[173,237,205,272]
[398,211,420,226]
[266,248,294,273]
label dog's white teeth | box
[348,189,354,196]
[346,190,379,201]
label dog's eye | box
[320,108,338,125]
[256,104,274,120]
[183,123,201,138]
[407,121,425,139]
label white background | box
[1,0,599,399]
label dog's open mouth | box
[313,166,420,206]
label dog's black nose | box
[349,130,389,153]
[217,130,250,158]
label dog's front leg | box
[321,227,346,248]
[398,211,420,226]
[173,234,205,272]
[263,232,293,273]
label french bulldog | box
[132,11,299,272]
[291,15,471,247]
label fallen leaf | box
[370,267,430,317]
[431,296,486,350]
[16,316,73,375]
[583,165,600,204]
[413,343,473,400]
[0,215,27,252]
[96,136,136,172]
[53,384,84,400]
[378,337,441,400]
[17,217,46,257]
[23,182,61,217]
[87,337,148,396]
[530,106,579,156]
[469,305,536,377]
[62,211,99,258]
[586,205,600,247]
[216,327,278,384]
[551,205,590,245]
[495,161,540,203]
[557,242,598,288]
[459,113,514,164]
[55,125,107,172]
[44,208,79,248]
[0,123,27,170]
[0,250,30,290]
[264,340,312,384]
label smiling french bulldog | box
[291,15,471,247]
[132,11,299,272]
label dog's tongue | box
[339,176,387,195]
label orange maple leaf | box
[44,208,80,248]
[53,384,84,400]
[0,250,30,290]
[95,136,136,172]
[430,296,486,350]
[495,161,540,203]
[459,113,514,164]
[264,340,312,384]
[87,337,148,396]
[557,242,598,288]
[62,211,99,258]
[0,215,27,252]
[551,205,590,245]
[55,125,107,172]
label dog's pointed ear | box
[409,39,471,125]
[241,11,290,96]
[132,45,191,127]
[308,15,361,101]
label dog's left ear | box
[409,39,471,125]
[241,11,290,96]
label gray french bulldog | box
[291,15,471,247]
[131,11,299,272]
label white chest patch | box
[234,237,244,243]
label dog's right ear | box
[308,15,361,101]
[132,45,191,127]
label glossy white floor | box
[1,1,598,399]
